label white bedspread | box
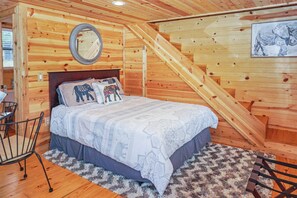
[50,96,218,195]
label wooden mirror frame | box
[69,23,103,65]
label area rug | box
[43,143,273,198]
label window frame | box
[2,28,14,68]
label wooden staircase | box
[133,22,297,159]
[127,22,266,147]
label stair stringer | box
[127,23,266,147]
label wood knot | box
[245,76,249,80]
[283,78,289,82]
[212,96,217,99]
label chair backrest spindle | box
[0,112,44,165]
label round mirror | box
[69,23,103,65]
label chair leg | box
[34,152,53,192]
[18,161,24,171]
[23,159,27,179]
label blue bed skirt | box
[50,128,211,183]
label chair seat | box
[0,135,32,164]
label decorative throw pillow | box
[96,77,124,95]
[91,82,107,104]
[56,88,65,105]
[94,83,123,105]
[58,79,96,106]
[56,78,93,105]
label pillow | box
[92,82,106,104]
[93,83,123,105]
[96,77,124,95]
[56,88,65,105]
[56,78,93,105]
[58,79,96,106]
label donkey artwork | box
[103,85,121,103]
[253,21,297,57]
[73,83,94,102]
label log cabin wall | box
[3,69,14,90]
[21,3,124,147]
[124,29,143,96]
[124,6,297,150]
[157,6,297,134]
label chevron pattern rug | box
[43,143,273,198]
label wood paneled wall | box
[22,4,124,146]
[157,6,297,133]
[124,29,143,96]
[124,26,249,147]
[3,69,14,90]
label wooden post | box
[142,45,147,97]
[13,4,29,124]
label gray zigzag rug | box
[43,143,273,198]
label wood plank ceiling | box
[1,0,297,24]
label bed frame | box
[48,69,120,110]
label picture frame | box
[251,19,297,57]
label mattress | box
[50,96,218,194]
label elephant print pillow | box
[96,77,124,95]
[93,82,123,105]
[58,79,96,106]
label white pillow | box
[58,79,96,107]
[92,82,107,104]
[93,83,123,105]
[96,77,124,95]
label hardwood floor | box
[0,154,121,198]
[1,145,296,197]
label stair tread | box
[255,115,269,125]
[149,23,159,31]
[224,88,235,98]
[210,76,221,85]
[239,101,254,112]
[198,65,207,73]
[159,32,170,41]
[171,42,182,50]
[265,128,297,146]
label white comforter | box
[50,96,218,195]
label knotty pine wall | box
[158,6,297,134]
[124,27,247,148]
[124,6,297,148]
[23,4,124,147]
[3,69,13,90]
[160,6,297,132]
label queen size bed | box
[48,69,218,195]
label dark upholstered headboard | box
[48,69,120,110]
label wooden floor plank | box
[0,155,121,198]
[1,143,297,197]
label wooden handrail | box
[127,23,266,147]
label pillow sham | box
[56,88,65,105]
[96,77,124,95]
[57,78,93,105]
[93,83,123,105]
[58,79,96,106]
[91,82,106,104]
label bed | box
[48,69,218,195]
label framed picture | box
[251,20,297,57]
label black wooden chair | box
[0,112,53,192]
